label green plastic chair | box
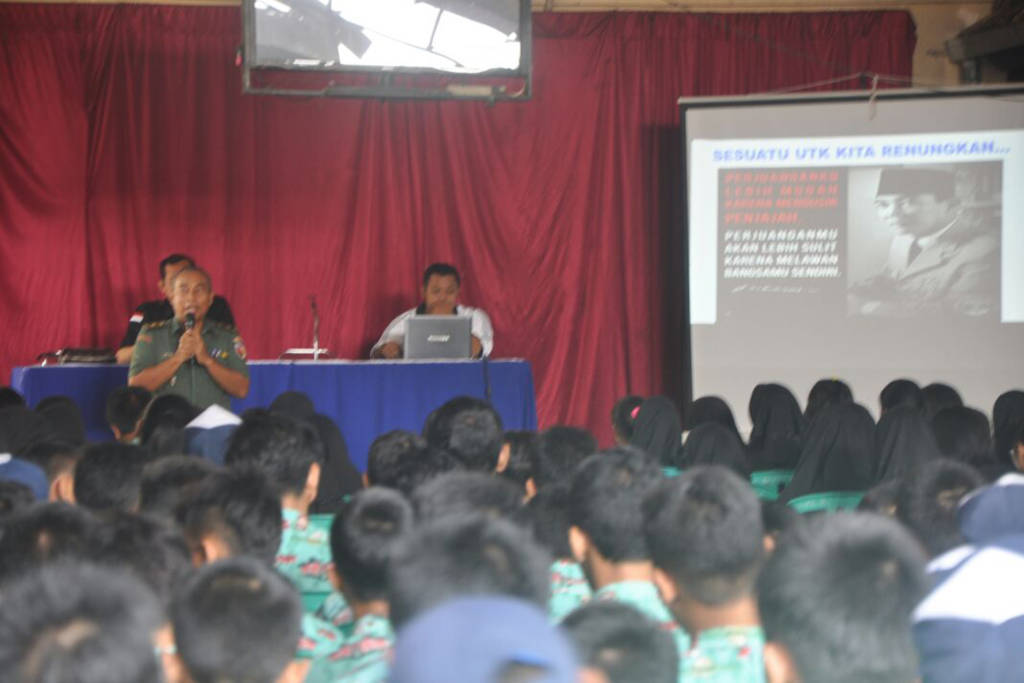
[787,491,864,514]
[750,469,794,501]
[662,466,682,478]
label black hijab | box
[993,390,1024,466]
[680,423,750,476]
[781,402,876,501]
[629,396,683,468]
[269,391,362,513]
[684,396,743,445]
[804,379,853,423]
[873,406,941,483]
[0,407,51,456]
[922,383,963,420]
[747,383,804,470]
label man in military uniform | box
[128,267,249,409]
[115,253,235,363]
[848,166,999,317]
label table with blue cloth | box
[10,359,537,470]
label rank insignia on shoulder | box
[233,337,247,360]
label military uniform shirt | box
[549,559,592,623]
[305,613,393,683]
[276,509,335,612]
[128,318,249,410]
[681,626,766,682]
[120,296,235,349]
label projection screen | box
[681,85,1024,434]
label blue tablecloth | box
[10,360,537,470]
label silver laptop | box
[404,315,472,359]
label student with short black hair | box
[644,466,766,681]
[501,430,538,490]
[139,393,201,458]
[757,512,928,683]
[566,448,682,645]
[388,514,551,629]
[139,454,220,518]
[73,442,147,515]
[0,480,35,517]
[529,425,597,494]
[18,439,81,503]
[0,562,164,683]
[106,386,153,443]
[422,396,491,450]
[413,470,523,523]
[171,557,307,683]
[563,601,679,683]
[224,411,333,601]
[896,459,984,557]
[305,488,414,683]
[0,385,25,409]
[177,468,283,567]
[0,502,103,583]
[446,404,509,473]
[365,430,461,497]
[525,486,593,621]
[858,478,904,518]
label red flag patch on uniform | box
[130,313,144,324]
[233,336,247,360]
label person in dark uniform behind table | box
[115,254,235,364]
[129,267,249,410]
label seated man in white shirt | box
[371,263,494,359]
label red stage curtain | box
[0,6,915,443]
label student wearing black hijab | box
[931,406,1004,481]
[269,391,361,512]
[804,379,853,423]
[684,396,743,445]
[781,402,876,502]
[679,423,750,476]
[747,384,804,471]
[629,396,683,468]
[879,379,924,416]
[873,406,941,483]
[921,383,963,420]
[993,390,1024,467]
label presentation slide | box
[684,89,1024,433]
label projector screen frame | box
[240,0,533,101]
[678,84,1024,429]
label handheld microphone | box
[184,312,196,330]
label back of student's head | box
[446,404,505,472]
[0,405,51,457]
[0,502,102,583]
[177,468,283,566]
[0,561,163,683]
[413,470,523,523]
[531,426,597,490]
[388,514,551,629]
[630,397,684,468]
[858,478,904,518]
[684,395,742,444]
[757,512,928,683]
[0,386,25,410]
[422,395,492,449]
[897,459,984,557]
[35,395,87,447]
[331,487,414,602]
[367,429,426,487]
[501,430,538,488]
[19,439,81,485]
[568,447,662,562]
[73,442,147,514]
[611,395,644,444]
[224,410,323,496]
[139,393,201,457]
[171,557,303,683]
[921,382,962,420]
[106,386,153,438]
[879,379,924,415]
[524,484,574,559]
[562,601,679,683]
[95,511,193,609]
[139,454,220,518]
[805,378,853,421]
[644,466,764,606]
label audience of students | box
[0,378,1022,683]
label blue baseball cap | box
[0,453,49,500]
